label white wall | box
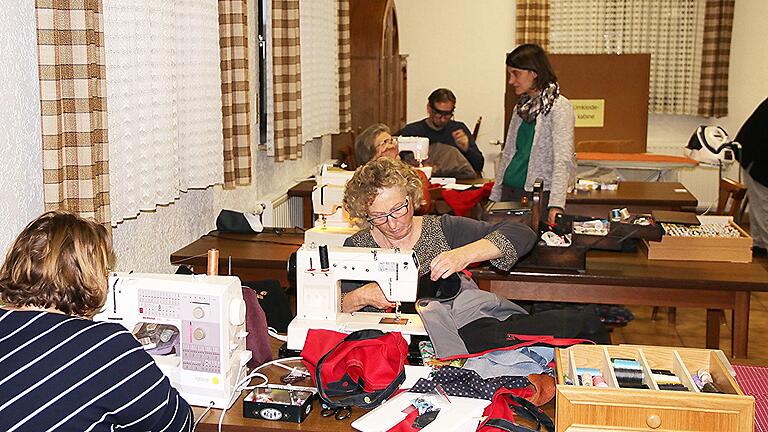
[396,0,768,186]
[396,0,515,177]
[0,3,44,255]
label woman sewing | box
[340,157,537,312]
[355,122,433,214]
[0,211,193,431]
[490,44,576,225]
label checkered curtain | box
[698,0,734,118]
[219,0,253,187]
[35,0,111,227]
[272,0,303,161]
[337,0,352,132]
[515,0,550,49]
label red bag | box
[301,329,408,409]
[477,386,555,432]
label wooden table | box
[290,180,698,225]
[170,233,768,358]
[192,337,555,431]
[566,181,698,218]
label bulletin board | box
[504,54,651,153]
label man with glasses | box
[398,88,485,176]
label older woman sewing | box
[0,211,193,431]
[340,157,537,312]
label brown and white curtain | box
[35,0,111,227]
[337,0,352,132]
[271,0,303,161]
[698,0,735,118]
[219,0,253,188]
[515,0,550,49]
[103,0,224,224]
[546,0,734,117]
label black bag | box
[216,209,262,233]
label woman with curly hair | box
[341,158,537,312]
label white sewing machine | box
[286,244,427,351]
[397,136,429,166]
[304,164,359,247]
[93,273,251,409]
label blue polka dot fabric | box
[410,366,529,400]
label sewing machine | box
[93,273,251,409]
[304,164,359,247]
[397,136,429,166]
[286,244,427,351]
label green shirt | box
[503,119,536,189]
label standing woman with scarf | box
[490,44,575,225]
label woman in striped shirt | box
[0,211,193,432]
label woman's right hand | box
[341,282,395,312]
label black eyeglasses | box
[366,198,410,226]
[429,104,454,119]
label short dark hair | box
[506,44,557,90]
[0,211,115,317]
[428,88,456,107]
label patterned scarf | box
[515,82,560,123]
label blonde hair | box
[343,158,423,227]
[0,211,115,317]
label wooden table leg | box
[706,309,721,350]
[731,291,750,358]
[301,197,313,229]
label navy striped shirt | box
[0,308,193,432]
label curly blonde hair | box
[0,211,115,317]
[343,158,424,227]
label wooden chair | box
[652,178,748,324]
[717,177,748,223]
[472,116,482,141]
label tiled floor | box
[611,257,768,359]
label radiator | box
[258,193,305,228]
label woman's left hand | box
[547,207,563,225]
[429,249,470,281]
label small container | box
[243,387,315,423]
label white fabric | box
[549,0,704,116]
[104,0,223,224]
[299,0,339,142]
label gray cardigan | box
[490,95,576,210]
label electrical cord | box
[268,327,288,342]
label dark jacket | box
[736,97,768,187]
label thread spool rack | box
[555,344,755,431]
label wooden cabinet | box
[349,0,407,135]
[556,345,754,431]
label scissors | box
[320,405,352,420]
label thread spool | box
[581,373,593,387]
[318,245,330,271]
[619,207,631,220]
[610,208,622,222]
[592,375,608,388]
[697,369,713,384]
[207,249,219,275]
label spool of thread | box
[697,369,713,385]
[610,208,622,222]
[691,374,704,390]
[581,373,593,387]
[619,207,631,220]
[207,249,219,275]
[592,375,608,388]
[318,245,330,271]
[612,358,642,370]
[701,382,722,393]
[576,367,602,376]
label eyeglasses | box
[429,104,454,119]
[376,137,397,148]
[366,198,410,226]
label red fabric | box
[301,329,408,392]
[415,169,433,214]
[440,182,493,216]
